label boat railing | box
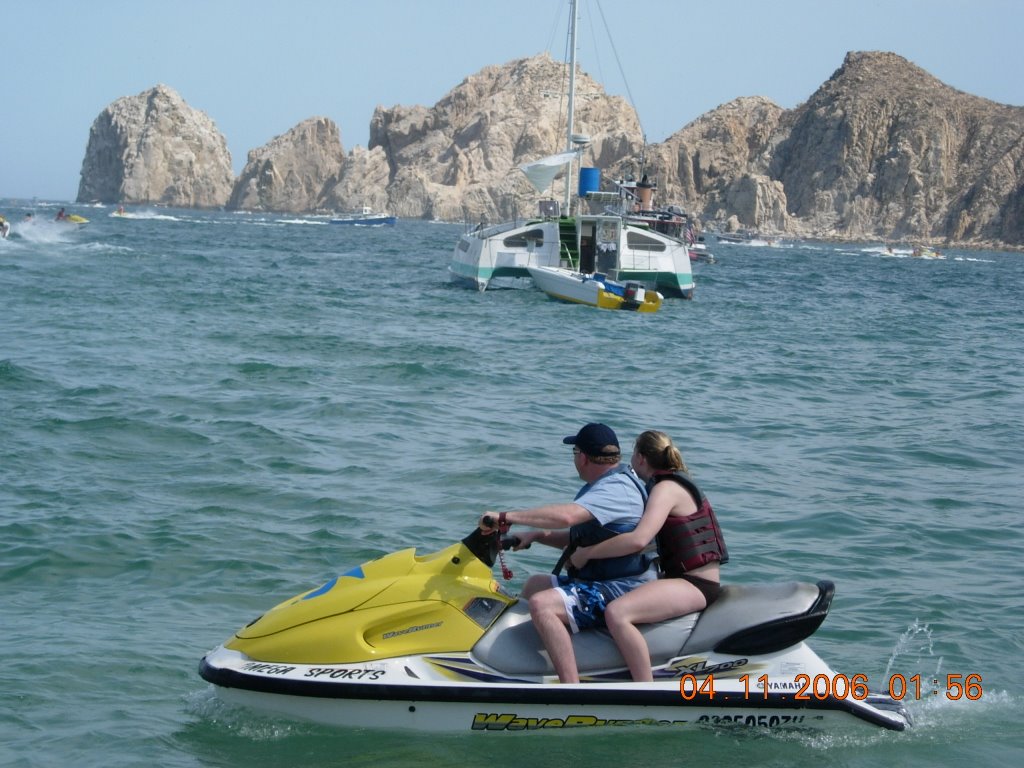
[584,191,622,215]
[464,220,523,239]
[559,239,578,270]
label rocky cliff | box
[77,84,233,208]
[227,117,345,213]
[77,52,1024,247]
[607,52,1024,246]
[320,144,391,215]
[625,96,791,235]
[324,51,1024,246]
[362,53,642,223]
[770,51,1024,245]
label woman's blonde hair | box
[634,430,688,474]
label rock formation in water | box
[626,96,792,235]
[77,84,233,208]
[351,50,1024,246]
[227,117,345,213]
[770,51,1024,246]
[361,53,642,223]
[319,145,392,216]
[77,52,1024,246]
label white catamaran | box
[449,0,695,299]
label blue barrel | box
[578,167,600,197]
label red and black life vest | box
[647,471,728,577]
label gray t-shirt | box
[573,466,646,527]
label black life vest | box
[563,468,650,581]
[648,471,728,577]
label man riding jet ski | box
[198,520,912,732]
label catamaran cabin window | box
[503,229,546,248]
[626,231,667,252]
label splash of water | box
[884,619,944,681]
[10,219,78,245]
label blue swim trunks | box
[550,567,656,633]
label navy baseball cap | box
[563,423,620,457]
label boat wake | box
[862,245,913,257]
[7,220,79,245]
[274,218,329,226]
[184,687,311,741]
[110,210,182,221]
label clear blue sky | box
[3,0,1022,202]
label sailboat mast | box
[564,0,578,213]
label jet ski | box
[198,525,911,732]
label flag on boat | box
[519,151,579,193]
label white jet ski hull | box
[201,642,910,732]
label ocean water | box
[1,202,1022,767]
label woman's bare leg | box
[604,580,707,682]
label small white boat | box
[713,230,759,244]
[528,265,663,312]
[329,206,396,226]
[689,243,716,264]
[452,189,695,297]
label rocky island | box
[77,84,234,209]
[76,51,1024,248]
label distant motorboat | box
[713,233,746,244]
[329,206,396,226]
[713,231,780,248]
[688,243,716,264]
[912,245,943,259]
[713,230,759,244]
[527,265,663,312]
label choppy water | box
[2,202,1022,767]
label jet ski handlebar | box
[481,514,527,550]
[462,517,526,568]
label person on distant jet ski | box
[479,422,652,683]
[569,429,728,681]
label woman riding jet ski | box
[198,524,911,732]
